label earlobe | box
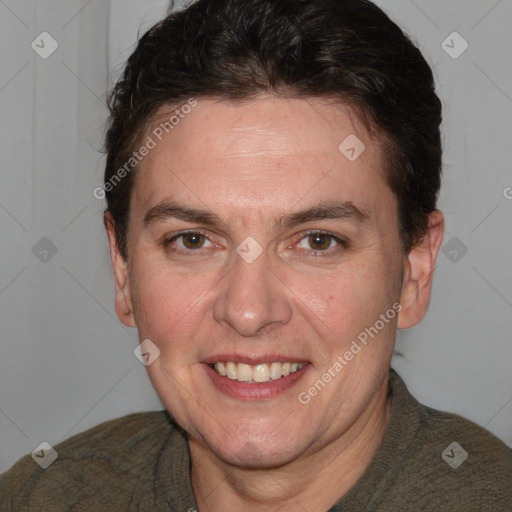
[104,211,136,328]
[397,211,444,329]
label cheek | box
[285,270,355,331]
[129,261,214,344]
[289,262,398,349]
[322,282,373,341]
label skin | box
[105,96,444,511]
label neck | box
[189,376,392,512]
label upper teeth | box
[213,362,306,383]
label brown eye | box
[307,233,333,251]
[294,231,346,255]
[163,230,217,257]
[181,232,206,249]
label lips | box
[204,361,311,400]
[201,353,310,399]
[202,354,309,365]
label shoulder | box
[418,402,512,480]
[386,372,512,510]
[0,410,185,511]
[418,397,512,471]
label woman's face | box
[110,96,408,467]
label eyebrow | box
[143,200,370,230]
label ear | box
[104,211,136,328]
[397,210,444,329]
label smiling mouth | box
[207,361,308,383]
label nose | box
[212,248,292,337]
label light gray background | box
[1,0,511,473]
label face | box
[107,96,441,468]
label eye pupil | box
[309,233,330,250]
[183,232,204,248]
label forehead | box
[131,96,391,221]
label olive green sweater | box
[1,370,511,511]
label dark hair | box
[104,0,442,259]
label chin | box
[197,426,310,469]
[218,442,305,470]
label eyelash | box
[162,229,348,257]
